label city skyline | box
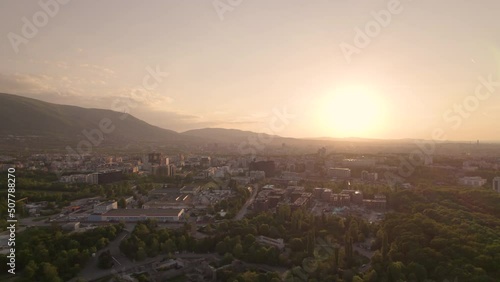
[1,0,500,140]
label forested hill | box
[0,93,194,149]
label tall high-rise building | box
[168,164,176,177]
[161,156,169,166]
[493,177,500,193]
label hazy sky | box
[1,0,500,140]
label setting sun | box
[317,86,386,137]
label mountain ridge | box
[0,93,195,150]
[3,93,483,153]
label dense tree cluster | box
[97,250,114,269]
[0,224,122,281]
[369,187,500,282]
[119,220,194,260]
[216,270,282,282]
[201,205,372,280]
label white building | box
[341,158,376,168]
[493,177,500,193]
[62,222,80,231]
[94,201,118,214]
[161,156,170,166]
[256,236,285,251]
[458,176,487,187]
[86,173,99,185]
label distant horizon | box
[3,91,500,144]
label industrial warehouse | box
[89,208,185,222]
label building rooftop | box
[460,176,486,180]
[95,200,116,207]
[181,185,201,193]
[149,188,181,195]
[293,197,309,206]
[102,208,184,217]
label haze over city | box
[3,1,500,282]
[1,0,500,140]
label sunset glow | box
[317,86,386,137]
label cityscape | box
[1,1,500,282]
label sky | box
[1,0,500,140]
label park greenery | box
[120,220,194,260]
[216,270,282,282]
[0,224,123,282]
[367,186,500,282]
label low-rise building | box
[332,193,351,206]
[95,170,123,184]
[99,208,185,222]
[342,158,376,168]
[249,170,266,180]
[62,222,80,231]
[256,236,285,250]
[352,190,364,205]
[292,193,312,211]
[459,176,487,187]
[313,188,324,198]
[180,185,201,195]
[362,194,387,210]
[363,199,386,210]
[253,198,269,212]
[142,198,190,209]
[322,189,332,200]
[493,177,500,193]
[60,174,88,183]
[93,201,117,214]
[329,168,351,179]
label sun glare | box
[318,86,386,138]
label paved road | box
[234,184,259,220]
[75,251,220,281]
[353,238,375,273]
[243,261,288,274]
[175,254,287,274]
[73,228,134,282]
[19,216,51,227]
